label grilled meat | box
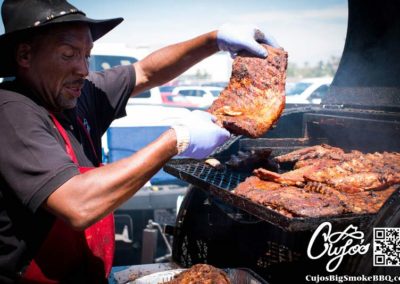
[235,175,397,217]
[233,145,400,218]
[303,182,396,213]
[208,45,287,138]
[164,264,230,284]
[254,157,341,186]
[235,176,284,194]
[253,167,311,186]
[343,187,397,214]
[274,144,345,164]
[235,178,347,218]
[303,151,400,192]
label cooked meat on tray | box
[303,152,400,192]
[273,144,345,164]
[233,144,400,218]
[164,264,230,284]
[235,176,348,218]
[254,157,341,186]
[208,44,288,138]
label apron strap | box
[49,113,79,164]
[76,116,101,166]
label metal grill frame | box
[164,159,381,232]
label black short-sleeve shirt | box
[0,64,135,283]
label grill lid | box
[325,0,400,108]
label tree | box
[287,56,341,79]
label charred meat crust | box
[208,44,288,138]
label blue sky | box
[1,0,348,65]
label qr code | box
[373,228,400,266]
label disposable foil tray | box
[129,267,267,284]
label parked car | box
[285,77,333,104]
[170,85,223,107]
[89,44,162,104]
[158,84,193,107]
[159,85,176,93]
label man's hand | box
[171,110,230,159]
[217,23,280,58]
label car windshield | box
[285,82,312,96]
[210,90,222,97]
[89,55,137,71]
[160,86,175,92]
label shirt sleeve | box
[0,100,79,213]
[84,64,136,134]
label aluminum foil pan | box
[128,267,268,284]
[129,269,185,284]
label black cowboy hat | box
[0,0,123,77]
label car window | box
[286,82,312,96]
[210,90,222,97]
[310,84,329,99]
[159,86,175,92]
[178,90,192,96]
[134,91,151,98]
[89,55,137,71]
[197,90,206,97]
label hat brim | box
[0,14,123,77]
[46,13,124,42]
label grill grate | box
[164,159,388,232]
[170,159,249,191]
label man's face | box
[21,23,93,111]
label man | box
[0,0,279,283]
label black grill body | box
[164,0,400,282]
[165,107,400,283]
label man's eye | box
[63,53,74,58]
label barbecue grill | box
[161,0,400,282]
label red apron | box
[20,114,115,283]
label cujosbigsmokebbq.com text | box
[305,274,400,283]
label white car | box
[285,77,333,104]
[170,86,223,107]
[90,44,163,105]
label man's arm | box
[132,31,219,96]
[45,110,230,230]
[45,24,277,230]
[44,129,179,230]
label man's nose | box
[76,56,89,77]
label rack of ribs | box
[234,176,348,218]
[273,144,345,164]
[233,144,400,218]
[208,44,288,138]
[303,152,400,192]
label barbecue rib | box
[274,144,345,164]
[208,44,288,138]
[235,176,347,217]
[164,264,230,284]
[254,157,341,186]
[233,145,400,218]
[303,151,400,192]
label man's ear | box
[15,43,32,68]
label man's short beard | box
[52,96,77,111]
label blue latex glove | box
[217,23,280,58]
[172,110,230,159]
